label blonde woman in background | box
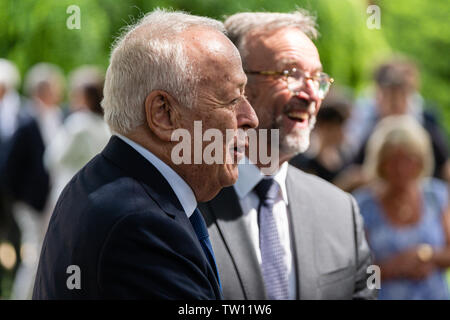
[354,115,450,299]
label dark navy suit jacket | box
[0,109,49,212]
[33,136,222,299]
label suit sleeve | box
[350,194,378,300]
[2,121,49,212]
[97,212,217,299]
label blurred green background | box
[0,0,449,136]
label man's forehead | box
[183,27,246,98]
[184,26,231,51]
[184,28,241,66]
[246,26,321,71]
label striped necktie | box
[255,177,289,299]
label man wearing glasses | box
[199,10,376,300]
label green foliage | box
[0,0,448,135]
[1,1,107,73]
[377,0,450,136]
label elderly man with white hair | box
[200,11,376,300]
[33,9,258,299]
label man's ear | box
[144,90,180,141]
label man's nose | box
[293,79,322,114]
[236,97,258,129]
[295,78,320,101]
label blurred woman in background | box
[354,115,450,299]
[44,65,110,220]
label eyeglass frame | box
[244,67,334,99]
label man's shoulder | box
[44,153,175,258]
[65,154,160,212]
[286,164,356,225]
[51,154,169,237]
[287,164,350,199]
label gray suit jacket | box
[199,165,376,300]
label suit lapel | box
[101,136,189,218]
[286,166,319,299]
[207,186,266,299]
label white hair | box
[101,8,226,135]
[363,115,434,181]
[0,59,20,90]
[24,62,65,96]
[224,10,318,67]
[68,65,104,93]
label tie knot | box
[255,178,280,203]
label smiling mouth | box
[283,98,314,126]
[286,110,309,124]
[284,109,311,129]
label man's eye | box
[230,98,240,106]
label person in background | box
[3,63,65,299]
[338,58,450,192]
[354,115,450,300]
[290,86,352,183]
[44,65,110,223]
[0,59,22,143]
[344,58,423,158]
[0,59,23,297]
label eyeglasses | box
[245,67,334,99]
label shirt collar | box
[116,134,197,218]
[234,157,289,204]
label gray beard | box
[275,114,316,157]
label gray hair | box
[224,10,318,67]
[0,59,20,90]
[68,65,104,93]
[101,8,225,135]
[363,115,434,181]
[24,63,65,97]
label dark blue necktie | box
[189,208,222,290]
[255,178,289,300]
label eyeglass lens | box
[286,71,330,99]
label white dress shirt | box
[234,159,297,299]
[35,106,63,147]
[0,90,21,140]
[116,134,197,218]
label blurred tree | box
[377,0,450,137]
[0,0,109,73]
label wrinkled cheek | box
[225,162,239,183]
[254,93,287,127]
